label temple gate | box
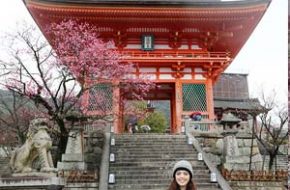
[23,0,270,133]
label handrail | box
[187,132,233,190]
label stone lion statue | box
[10,118,56,173]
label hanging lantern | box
[110,153,115,162]
[197,152,203,161]
[110,126,115,133]
[187,137,193,145]
[181,126,185,133]
[111,138,115,146]
[108,173,115,184]
[210,172,217,182]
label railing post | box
[184,115,190,135]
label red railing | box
[120,50,231,60]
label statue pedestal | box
[221,130,240,170]
[57,128,87,171]
[0,176,65,190]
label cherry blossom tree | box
[0,20,153,163]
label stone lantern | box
[219,113,241,170]
[57,115,88,171]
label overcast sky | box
[0,0,287,105]
[226,0,288,105]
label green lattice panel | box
[88,83,113,111]
[182,84,207,112]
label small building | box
[213,73,261,121]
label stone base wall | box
[0,177,64,190]
[196,132,263,171]
[228,137,262,170]
[230,181,285,190]
[63,182,98,190]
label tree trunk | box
[261,153,266,171]
[268,154,275,171]
[249,115,256,171]
[17,129,26,144]
[54,118,68,167]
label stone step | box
[111,157,201,162]
[112,145,193,148]
[109,187,220,190]
[114,137,186,140]
[112,145,194,149]
[115,135,186,138]
[112,142,192,148]
[112,153,198,157]
[109,165,208,171]
[114,134,186,137]
[110,161,204,167]
[115,171,211,177]
[112,154,198,158]
[111,169,210,175]
[113,141,188,145]
[108,182,220,189]
[111,153,197,157]
[111,149,196,153]
[111,148,197,152]
[116,172,210,180]
[114,139,187,142]
[114,178,213,184]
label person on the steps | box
[126,123,133,134]
[168,160,197,190]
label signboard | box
[142,34,154,50]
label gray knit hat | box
[172,160,193,179]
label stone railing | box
[185,120,219,132]
[187,133,233,190]
[83,120,113,134]
[184,116,221,133]
[184,116,249,133]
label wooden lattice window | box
[88,83,112,111]
[182,84,207,112]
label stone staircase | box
[108,134,221,190]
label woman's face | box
[175,170,190,187]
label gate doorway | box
[121,83,176,133]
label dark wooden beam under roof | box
[24,0,271,7]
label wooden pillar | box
[112,85,122,134]
[206,78,215,120]
[81,89,89,114]
[171,89,176,133]
[174,80,183,133]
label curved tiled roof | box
[214,98,262,110]
[25,0,271,6]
